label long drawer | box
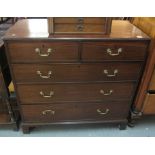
[21,101,130,123]
[12,63,142,83]
[54,24,106,33]
[17,83,134,103]
[82,42,147,61]
[53,17,107,24]
[7,42,79,63]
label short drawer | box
[17,83,135,103]
[54,24,106,33]
[7,42,79,63]
[148,69,155,90]
[82,42,148,61]
[21,101,130,123]
[12,63,142,83]
[143,93,155,114]
[54,17,107,24]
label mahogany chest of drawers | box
[3,19,150,133]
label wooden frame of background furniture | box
[129,40,155,124]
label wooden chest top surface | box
[3,19,150,41]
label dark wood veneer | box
[21,101,130,123]
[12,63,142,83]
[82,41,147,61]
[8,42,79,63]
[16,83,135,103]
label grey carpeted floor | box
[0,116,155,137]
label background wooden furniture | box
[4,19,150,133]
[0,18,19,130]
[48,17,112,34]
[130,18,155,120]
[0,44,18,130]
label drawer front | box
[54,17,107,24]
[143,93,155,114]
[17,83,135,103]
[149,70,155,90]
[0,103,8,112]
[82,42,148,61]
[12,63,142,83]
[54,24,106,33]
[0,113,11,123]
[0,95,12,113]
[7,42,79,63]
[21,101,130,123]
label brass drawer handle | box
[35,48,52,57]
[103,69,118,77]
[97,108,109,115]
[100,89,113,96]
[40,91,54,98]
[77,24,84,31]
[107,48,122,56]
[42,109,55,115]
[37,71,52,79]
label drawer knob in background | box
[77,17,84,23]
[103,69,118,77]
[100,89,113,96]
[97,109,109,115]
[107,48,122,56]
[35,48,52,57]
[42,109,55,115]
[37,71,52,79]
[77,24,84,31]
[40,91,54,98]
